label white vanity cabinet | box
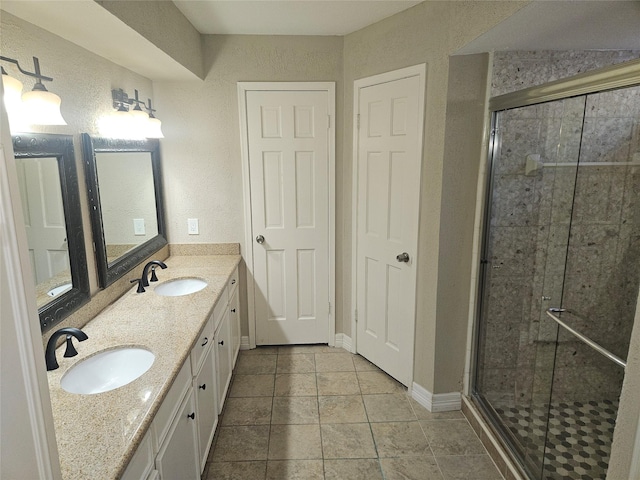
[122,265,242,479]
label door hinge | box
[328,114,331,129]
[356,114,360,129]
[354,309,358,323]
[328,302,332,314]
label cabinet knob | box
[231,308,236,313]
[199,383,206,390]
[231,279,236,285]
[187,412,195,420]
[218,340,224,346]
[201,337,209,347]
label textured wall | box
[343,1,526,392]
[153,35,344,335]
[96,0,204,79]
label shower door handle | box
[396,252,410,263]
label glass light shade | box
[130,107,149,136]
[146,116,164,138]
[22,89,67,125]
[2,73,23,113]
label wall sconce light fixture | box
[0,55,67,128]
[107,88,164,139]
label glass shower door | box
[474,95,587,477]
[540,85,640,479]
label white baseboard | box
[334,333,352,352]
[411,382,461,412]
[240,336,251,350]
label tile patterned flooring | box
[202,345,504,479]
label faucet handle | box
[63,335,79,358]
[130,278,145,293]
[150,265,159,282]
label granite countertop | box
[46,254,241,479]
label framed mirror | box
[12,133,90,331]
[81,135,166,287]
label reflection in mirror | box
[96,152,159,265]
[15,156,72,308]
[82,135,166,288]
[12,133,90,331]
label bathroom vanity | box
[46,254,241,479]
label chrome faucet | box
[45,327,88,371]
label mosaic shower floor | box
[495,399,617,480]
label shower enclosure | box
[473,59,640,479]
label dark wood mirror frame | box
[81,134,167,288]
[12,133,90,332]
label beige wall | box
[97,0,204,79]
[343,1,526,392]
[153,35,344,334]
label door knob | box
[396,252,410,263]
[256,235,265,244]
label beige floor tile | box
[235,354,277,374]
[357,370,405,394]
[436,454,503,480]
[276,354,316,373]
[212,426,270,462]
[352,355,381,372]
[271,397,319,424]
[363,394,416,422]
[380,456,444,480]
[268,424,322,460]
[316,372,361,395]
[371,421,430,457]
[420,419,485,456]
[324,459,384,480]
[319,395,368,424]
[274,373,318,396]
[265,460,324,479]
[207,461,267,479]
[320,423,378,459]
[221,397,272,425]
[241,346,279,355]
[314,353,355,372]
[229,374,275,397]
[278,345,335,354]
[409,398,464,420]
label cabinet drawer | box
[154,360,191,446]
[121,427,155,480]
[190,314,214,374]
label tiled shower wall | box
[480,51,640,404]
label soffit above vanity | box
[1,0,202,81]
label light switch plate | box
[188,218,199,235]
[133,218,145,236]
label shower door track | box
[489,58,640,112]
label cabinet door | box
[229,287,241,366]
[194,345,218,472]
[155,389,199,480]
[215,311,232,413]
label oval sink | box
[60,347,155,395]
[154,277,207,297]
[48,283,72,297]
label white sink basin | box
[154,277,207,297]
[60,347,155,395]
[48,283,72,297]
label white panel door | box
[355,69,424,386]
[247,90,330,345]
[15,157,68,284]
